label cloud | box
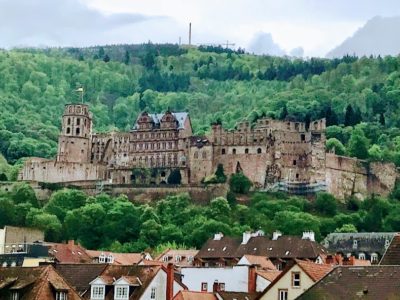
[248,32,286,56]
[0,0,167,48]
[290,47,304,57]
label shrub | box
[215,164,227,183]
[315,193,337,216]
[229,173,252,194]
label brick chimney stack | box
[166,263,174,300]
[248,265,257,293]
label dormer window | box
[99,253,106,263]
[11,291,19,300]
[115,286,129,300]
[187,256,194,262]
[162,255,169,262]
[91,285,105,300]
[107,254,114,264]
[371,253,379,264]
[353,240,358,249]
[358,253,366,260]
[385,239,390,249]
[175,255,182,262]
[56,292,67,300]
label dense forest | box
[1,44,400,168]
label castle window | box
[232,148,236,154]
[301,134,305,141]
[221,149,226,155]
[293,160,297,166]
[257,148,262,154]
[77,118,80,126]
[245,148,249,154]
[76,128,80,135]
[66,127,71,134]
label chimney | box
[325,255,334,265]
[242,232,251,244]
[67,240,75,248]
[214,233,224,240]
[272,231,282,241]
[213,281,219,293]
[248,266,257,293]
[166,263,174,300]
[302,231,315,241]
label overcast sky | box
[1,0,400,57]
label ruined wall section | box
[21,158,106,183]
[325,153,397,199]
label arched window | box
[194,152,199,159]
[221,149,226,155]
[245,148,249,154]
[293,160,297,166]
[67,118,71,125]
[66,127,71,134]
[232,148,236,154]
[257,148,262,154]
[202,151,207,159]
[175,255,182,262]
[371,253,379,263]
[358,253,366,260]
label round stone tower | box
[56,104,92,163]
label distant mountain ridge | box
[326,16,400,58]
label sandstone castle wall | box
[19,104,398,200]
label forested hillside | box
[1,44,400,167]
[1,44,400,250]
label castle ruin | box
[20,104,397,199]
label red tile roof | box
[256,269,282,282]
[48,241,92,264]
[0,265,82,299]
[85,250,145,265]
[241,255,277,270]
[295,259,334,282]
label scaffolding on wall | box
[263,180,327,195]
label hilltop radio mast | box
[189,22,192,46]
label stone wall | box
[325,153,397,200]
[21,158,106,183]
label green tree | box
[348,127,369,159]
[11,182,39,207]
[326,138,346,155]
[314,193,337,216]
[335,223,358,233]
[229,173,252,194]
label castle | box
[20,104,397,199]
